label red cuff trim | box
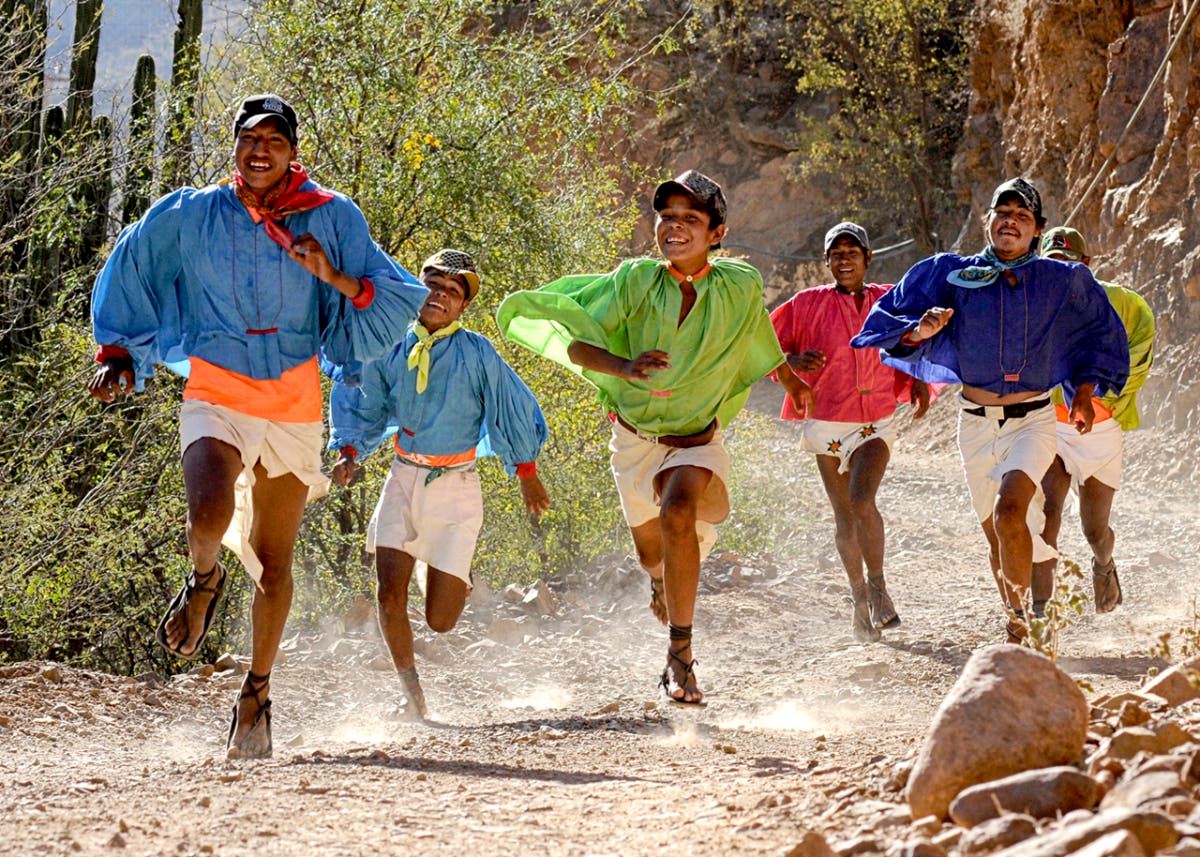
[339,445,357,461]
[900,331,921,347]
[96,344,130,363]
[515,461,537,479]
[351,277,375,310]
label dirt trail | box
[2,401,1197,856]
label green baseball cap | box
[1041,227,1088,261]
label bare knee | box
[848,494,879,525]
[993,496,1029,538]
[257,560,294,600]
[1082,521,1112,549]
[188,496,234,541]
[659,495,697,537]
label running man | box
[771,222,931,642]
[498,170,813,703]
[329,249,550,718]
[851,178,1129,642]
[1032,227,1155,616]
[90,94,426,756]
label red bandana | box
[232,162,335,251]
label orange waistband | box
[183,356,322,422]
[394,437,477,467]
[1055,398,1113,425]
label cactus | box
[81,115,113,262]
[65,0,102,133]
[122,55,157,225]
[161,0,204,191]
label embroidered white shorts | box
[956,395,1058,562]
[1055,418,1123,490]
[367,456,483,588]
[798,415,898,474]
[608,419,730,561]
[179,400,329,587]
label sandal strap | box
[1092,557,1117,577]
[240,670,271,707]
[667,647,697,677]
[186,562,225,595]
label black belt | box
[962,397,1051,421]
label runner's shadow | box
[1057,655,1167,679]
[746,756,818,777]
[465,714,660,737]
[882,639,972,670]
[294,752,657,785]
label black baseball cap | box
[652,170,728,227]
[990,177,1044,225]
[233,94,298,144]
[823,221,870,255]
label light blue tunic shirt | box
[329,326,547,476]
[91,181,427,386]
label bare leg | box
[376,548,417,671]
[1032,457,1071,610]
[629,519,667,624]
[848,440,897,628]
[229,463,307,754]
[815,455,878,641]
[992,469,1038,620]
[164,438,242,656]
[657,464,712,704]
[1079,476,1120,612]
[375,548,428,717]
[424,567,468,633]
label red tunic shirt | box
[771,283,915,422]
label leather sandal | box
[227,670,272,759]
[155,562,227,659]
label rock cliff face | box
[952,0,1200,430]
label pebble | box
[41,665,64,684]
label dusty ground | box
[2,395,1197,857]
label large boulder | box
[907,644,1089,819]
[949,766,1100,827]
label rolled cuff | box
[515,461,538,479]
[351,277,376,310]
[339,445,358,461]
[95,344,131,363]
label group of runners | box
[88,94,1153,758]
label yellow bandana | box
[407,321,461,394]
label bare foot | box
[162,563,226,657]
[227,672,272,759]
[661,644,703,705]
[399,667,428,719]
[867,574,900,629]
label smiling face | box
[986,198,1041,261]
[826,236,870,292]
[419,270,471,331]
[655,192,726,274]
[234,116,296,193]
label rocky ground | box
[2,399,1198,856]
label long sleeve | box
[1115,287,1154,398]
[318,198,427,379]
[851,257,947,353]
[91,189,191,385]
[477,343,548,476]
[1062,267,1129,400]
[328,356,396,458]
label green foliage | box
[1027,558,1088,662]
[0,0,671,672]
[686,0,971,253]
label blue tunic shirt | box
[91,181,428,385]
[329,326,547,476]
[850,252,1129,402]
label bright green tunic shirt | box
[1052,281,1155,430]
[497,257,786,436]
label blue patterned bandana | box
[946,245,1039,289]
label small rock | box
[1100,771,1188,810]
[329,638,358,660]
[910,815,941,837]
[1067,829,1147,857]
[949,766,1100,827]
[643,700,657,711]
[831,835,882,856]
[1117,702,1151,728]
[341,594,376,632]
[503,583,525,603]
[589,701,620,716]
[522,580,559,616]
[197,796,211,808]
[106,833,126,849]
[906,645,1088,820]
[41,665,64,684]
[1141,657,1200,707]
[783,830,836,857]
[213,653,242,673]
[990,808,1179,856]
[959,814,1037,853]
[892,843,946,857]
